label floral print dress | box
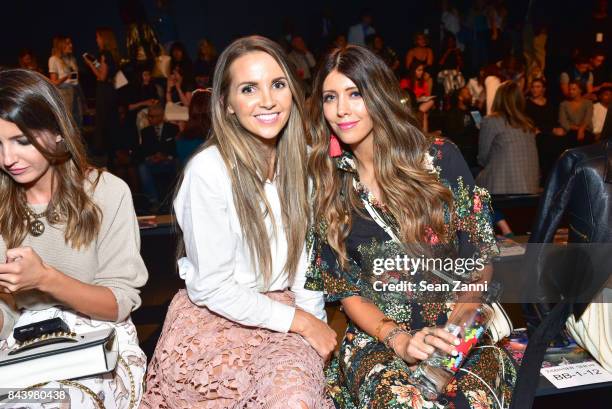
[306,139,517,409]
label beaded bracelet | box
[383,327,408,349]
[383,326,409,349]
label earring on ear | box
[329,133,342,157]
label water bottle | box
[409,302,495,400]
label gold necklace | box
[25,207,46,237]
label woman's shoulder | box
[184,145,230,181]
[482,114,505,127]
[429,137,463,165]
[88,170,131,199]
[429,137,475,188]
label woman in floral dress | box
[306,45,516,409]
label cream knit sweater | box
[0,171,148,338]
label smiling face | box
[226,51,293,143]
[0,118,58,191]
[322,70,374,148]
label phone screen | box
[470,111,483,128]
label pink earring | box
[329,134,342,157]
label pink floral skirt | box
[142,289,334,409]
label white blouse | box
[174,146,326,333]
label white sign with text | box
[540,360,612,389]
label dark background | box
[0,0,598,68]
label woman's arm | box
[0,247,118,320]
[405,50,414,69]
[49,72,68,86]
[84,54,108,82]
[342,296,458,363]
[42,263,119,320]
[0,175,148,322]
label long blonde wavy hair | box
[0,69,101,249]
[51,35,67,59]
[177,36,309,286]
[309,46,454,269]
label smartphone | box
[470,110,483,129]
[13,317,71,343]
[83,52,100,68]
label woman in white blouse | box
[142,36,337,409]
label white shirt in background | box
[467,77,485,108]
[173,146,326,333]
[592,102,608,135]
[48,55,79,85]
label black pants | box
[93,82,119,157]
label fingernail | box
[453,339,460,346]
[451,350,458,356]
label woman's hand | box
[290,308,337,361]
[0,247,53,293]
[392,327,459,365]
[553,127,566,137]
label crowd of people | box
[1,1,611,408]
[10,2,612,218]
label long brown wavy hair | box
[177,36,309,286]
[309,46,453,269]
[491,80,535,133]
[0,69,101,249]
[96,27,120,65]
